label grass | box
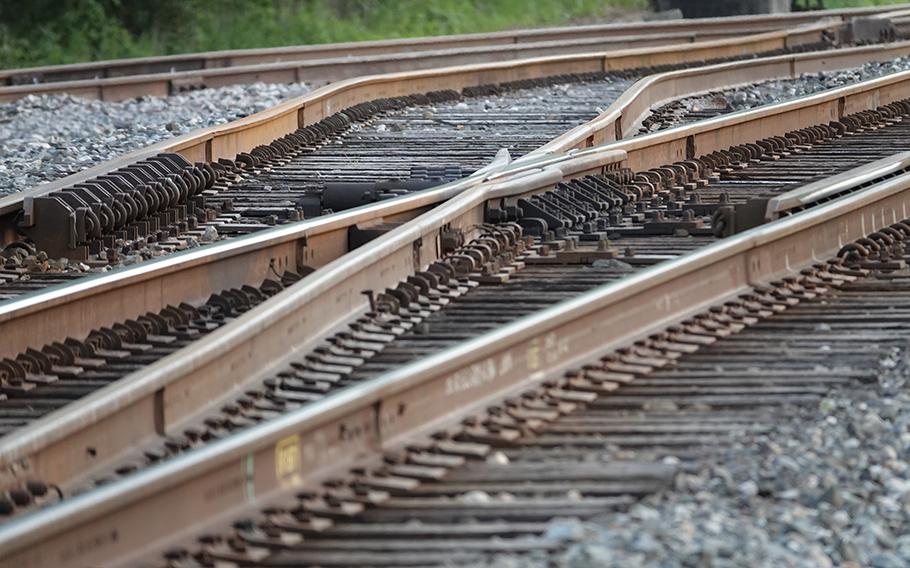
[0,0,647,69]
[817,0,907,6]
[3,0,907,70]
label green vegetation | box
[0,0,647,69]
[3,0,908,70]
[818,0,906,6]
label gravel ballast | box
[479,347,910,568]
[4,56,910,198]
[0,82,310,196]
[643,57,910,132]
[717,57,910,114]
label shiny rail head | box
[0,148,514,314]
[4,140,910,567]
[715,151,910,237]
[0,17,844,232]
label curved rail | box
[0,4,898,93]
[0,33,736,103]
[0,26,848,357]
[1,21,836,234]
[534,40,910,154]
[0,147,621,494]
[0,151,514,360]
[4,58,910,515]
[2,140,909,568]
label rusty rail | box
[3,142,910,567]
[0,24,846,356]
[0,50,910,524]
[4,35,910,495]
[0,34,722,103]
[0,21,837,233]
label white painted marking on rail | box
[526,338,541,371]
[445,358,498,396]
[498,352,514,375]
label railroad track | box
[0,5,901,102]
[4,74,634,262]
[181,257,905,568]
[2,91,904,485]
[0,20,904,564]
[154,264,904,568]
[2,35,910,484]
[3,109,910,565]
[0,35,700,104]
[0,39,906,362]
[0,23,854,343]
[2,47,910,554]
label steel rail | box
[0,5,899,92]
[0,147,624,495]
[5,41,910,495]
[533,40,910,154]
[0,12,899,567]
[583,63,910,173]
[0,32,809,104]
[767,151,910,218]
[1,21,835,232]
[2,144,909,567]
[0,150,513,360]
[709,151,910,236]
[0,24,844,358]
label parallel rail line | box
[3,100,909,474]
[0,21,838,223]
[3,116,909,565]
[15,118,907,513]
[151,255,901,567]
[0,24,854,359]
[0,43,909,551]
[0,5,902,101]
[2,17,910,567]
[0,23,837,235]
[3,35,910,496]
[0,34,724,104]
[157,242,902,568]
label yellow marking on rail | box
[275,434,302,488]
